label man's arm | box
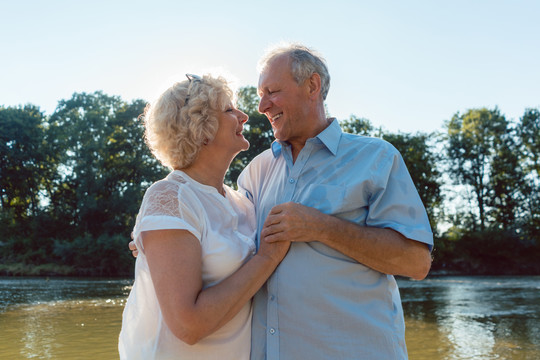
[261,202,432,280]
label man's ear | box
[307,73,322,100]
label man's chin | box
[272,130,284,141]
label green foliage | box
[0,105,50,220]
[52,234,134,276]
[226,87,274,185]
[445,108,512,231]
[340,115,375,136]
[517,108,540,239]
[518,108,540,176]
[444,107,540,238]
[0,233,134,276]
[433,229,540,275]
[48,92,167,238]
[1,90,538,276]
[1,93,165,277]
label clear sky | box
[1,0,539,134]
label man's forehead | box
[257,72,271,89]
[257,70,275,92]
[258,57,290,90]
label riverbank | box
[2,260,539,277]
[0,262,132,277]
[0,263,76,277]
[429,258,540,276]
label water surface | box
[1,276,539,359]
[400,276,540,359]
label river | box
[0,276,539,359]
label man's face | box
[257,55,311,144]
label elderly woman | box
[118,74,289,360]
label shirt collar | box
[314,118,341,156]
[270,118,341,158]
[271,140,282,158]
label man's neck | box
[289,117,333,163]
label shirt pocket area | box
[298,184,347,215]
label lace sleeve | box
[141,180,183,218]
[133,180,203,251]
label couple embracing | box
[119,43,433,360]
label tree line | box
[1,88,538,276]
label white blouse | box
[119,170,257,360]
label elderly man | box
[237,43,433,359]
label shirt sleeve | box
[237,158,257,204]
[134,180,203,252]
[366,144,434,249]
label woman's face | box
[207,103,249,155]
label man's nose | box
[258,94,270,114]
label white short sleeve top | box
[119,170,257,360]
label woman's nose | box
[238,110,248,124]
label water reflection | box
[399,276,540,360]
[1,276,539,359]
[0,278,130,360]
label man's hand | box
[129,239,138,258]
[261,202,325,244]
[261,201,431,279]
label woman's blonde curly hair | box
[143,75,234,169]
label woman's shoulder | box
[139,173,207,222]
[142,173,201,209]
[144,178,180,199]
[144,172,193,195]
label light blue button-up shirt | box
[238,119,433,360]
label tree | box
[517,108,540,238]
[0,105,50,225]
[519,108,540,176]
[340,115,375,136]
[226,86,274,185]
[445,108,509,231]
[48,92,167,238]
[487,129,523,229]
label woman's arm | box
[143,229,288,345]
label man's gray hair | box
[258,43,331,100]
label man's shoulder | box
[340,132,398,155]
[247,147,275,167]
[238,147,274,188]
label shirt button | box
[270,295,275,301]
[269,328,276,335]
[288,178,295,184]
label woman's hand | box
[257,231,291,264]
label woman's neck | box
[180,159,229,196]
